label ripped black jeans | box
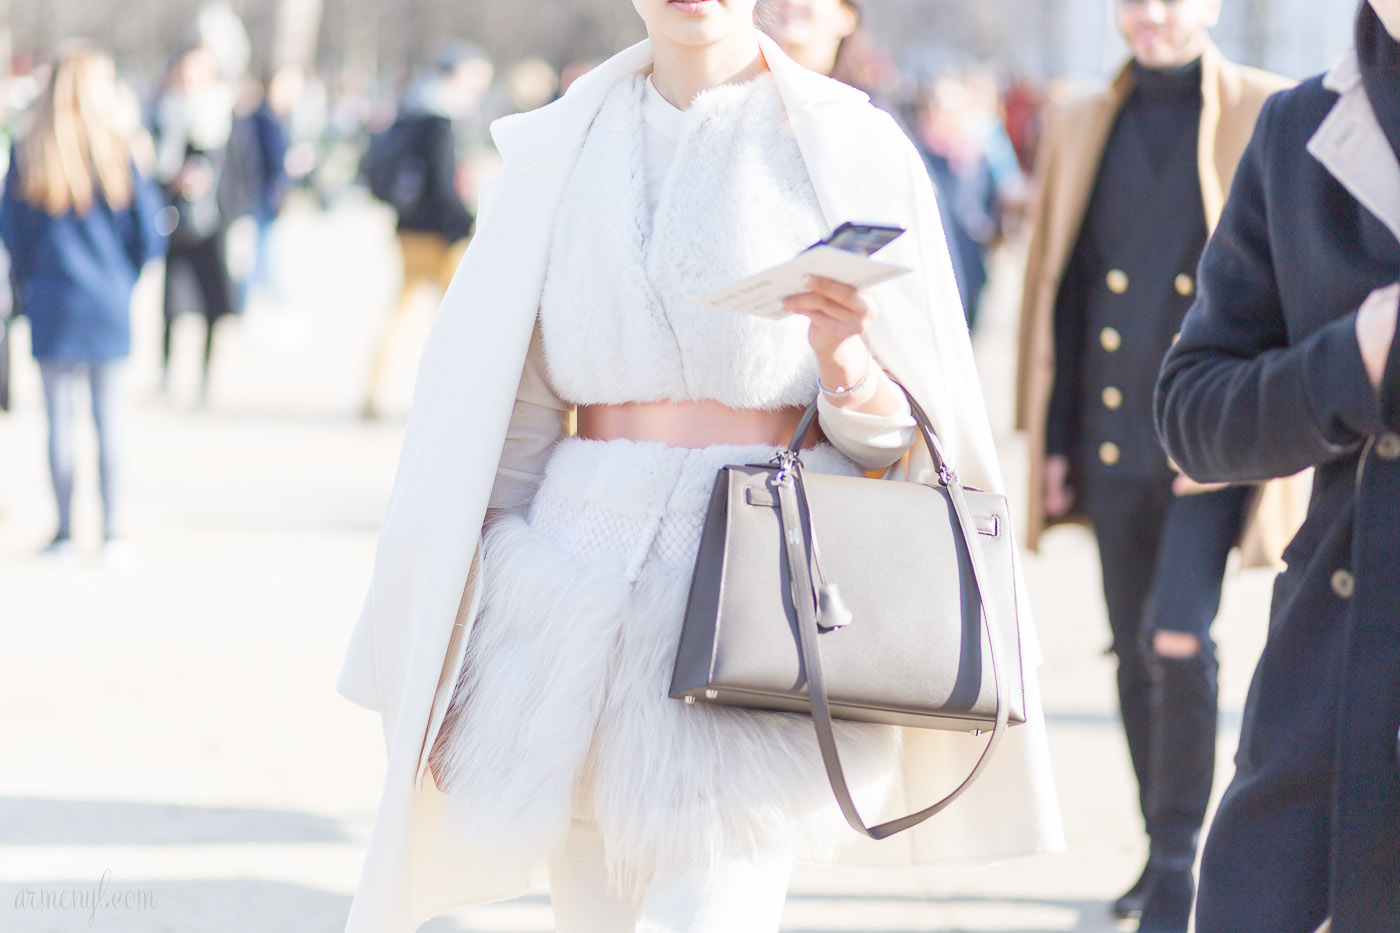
[1085,474,1251,861]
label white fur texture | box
[430,438,901,904]
[538,73,828,410]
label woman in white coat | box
[337,2,1063,931]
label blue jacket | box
[248,102,289,221]
[1,151,166,361]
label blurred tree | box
[274,0,322,68]
[0,0,1350,91]
[1246,0,1274,67]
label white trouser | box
[548,817,794,933]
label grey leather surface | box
[669,380,1028,838]
[670,465,1026,729]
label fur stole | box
[427,440,901,903]
[538,72,828,410]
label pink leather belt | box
[575,400,820,450]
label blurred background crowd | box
[0,0,1361,563]
[0,0,1354,431]
[0,0,1359,549]
[0,2,1367,930]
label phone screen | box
[821,222,906,256]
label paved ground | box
[0,198,1275,932]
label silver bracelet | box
[818,355,875,399]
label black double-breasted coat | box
[1156,53,1400,932]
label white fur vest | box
[538,73,828,410]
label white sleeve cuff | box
[817,390,918,471]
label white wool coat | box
[336,34,1064,933]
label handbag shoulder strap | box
[777,381,1012,840]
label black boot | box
[1109,648,1154,920]
[1140,650,1219,932]
[1112,860,1151,919]
[1138,859,1196,933]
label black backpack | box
[364,116,430,212]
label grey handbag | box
[669,382,1025,839]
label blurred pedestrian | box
[235,67,298,314]
[336,0,1062,929]
[361,40,492,420]
[0,239,14,414]
[1002,77,1044,176]
[913,76,1018,329]
[768,0,858,78]
[1015,0,1292,928]
[1157,2,1400,928]
[0,41,164,558]
[503,57,559,115]
[769,0,899,112]
[152,42,242,405]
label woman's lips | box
[669,0,718,12]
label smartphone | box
[816,222,906,257]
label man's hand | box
[1172,474,1229,497]
[1044,454,1074,518]
[1356,282,1400,393]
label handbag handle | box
[774,379,1011,839]
[787,378,958,482]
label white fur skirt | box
[428,437,902,902]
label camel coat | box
[336,34,1063,933]
[1014,45,1304,562]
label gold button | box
[1100,327,1122,352]
[1172,332,1182,346]
[1102,386,1123,410]
[1106,269,1129,294]
[1175,274,1195,297]
[1331,569,1356,599]
[1377,433,1400,461]
[1099,441,1121,466]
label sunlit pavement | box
[0,198,1272,932]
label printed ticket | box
[697,224,911,320]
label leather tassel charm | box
[817,583,854,630]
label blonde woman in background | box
[1,41,165,561]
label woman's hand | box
[783,276,907,418]
[783,275,887,408]
[783,275,877,361]
[1356,282,1400,393]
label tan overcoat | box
[1014,44,1305,563]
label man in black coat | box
[1156,2,1400,929]
[1020,2,1288,928]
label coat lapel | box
[1199,44,1228,228]
[1042,68,1131,298]
[1309,51,1400,246]
[489,39,653,169]
[759,31,871,225]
